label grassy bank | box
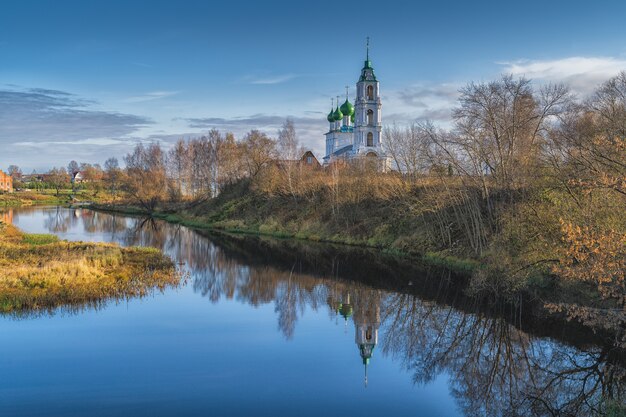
[88,176,615,302]
[90,192,625,347]
[0,189,114,207]
[90,201,480,275]
[0,191,68,206]
[0,221,178,313]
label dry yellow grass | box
[0,222,179,313]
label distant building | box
[322,39,389,171]
[71,171,85,184]
[22,172,45,183]
[275,151,322,170]
[300,151,321,168]
[0,170,13,193]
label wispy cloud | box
[0,88,152,144]
[500,56,626,96]
[185,114,320,128]
[384,83,460,124]
[132,62,153,68]
[0,87,153,169]
[243,74,298,85]
[124,91,178,103]
[15,138,126,147]
[183,113,326,155]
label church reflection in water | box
[329,289,381,387]
[8,207,626,416]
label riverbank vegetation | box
[1,160,121,207]
[83,72,626,342]
[0,190,76,206]
[0,221,178,314]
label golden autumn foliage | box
[0,221,179,314]
[554,220,626,305]
[546,221,626,347]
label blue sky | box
[2,0,626,171]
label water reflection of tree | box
[43,206,78,233]
[182,233,625,416]
[381,292,625,416]
[26,208,626,416]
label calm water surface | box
[0,207,623,417]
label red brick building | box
[0,170,13,192]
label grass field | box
[0,221,179,314]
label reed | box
[0,222,178,313]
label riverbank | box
[0,189,113,207]
[91,184,622,316]
[89,202,479,274]
[0,221,178,314]
[89,198,593,303]
[0,191,68,206]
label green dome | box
[340,303,353,319]
[340,99,354,117]
[333,106,343,122]
[327,109,335,123]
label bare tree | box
[383,122,432,179]
[166,139,190,199]
[7,165,21,177]
[104,157,121,198]
[447,75,570,196]
[123,143,167,211]
[67,160,79,176]
[48,167,69,196]
[277,119,301,200]
[242,130,277,179]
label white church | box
[322,41,389,170]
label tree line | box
[5,72,624,314]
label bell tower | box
[354,37,382,155]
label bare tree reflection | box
[13,207,625,416]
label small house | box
[0,170,13,193]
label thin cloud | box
[185,114,322,129]
[500,56,626,96]
[132,62,153,68]
[398,84,459,107]
[15,138,126,147]
[183,113,327,158]
[244,74,298,85]
[124,91,179,103]
[0,88,152,143]
[0,87,153,169]
[385,83,460,124]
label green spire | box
[363,36,373,69]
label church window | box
[367,132,373,146]
[367,85,374,100]
[367,110,374,126]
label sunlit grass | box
[21,233,59,245]
[0,222,179,313]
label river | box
[0,206,623,416]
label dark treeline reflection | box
[11,207,626,416]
